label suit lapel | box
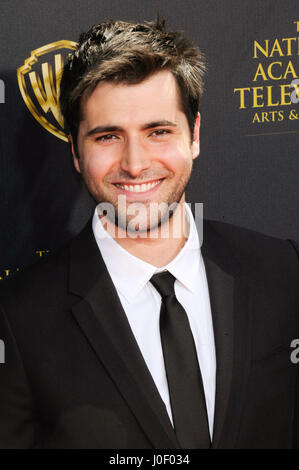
[202,254,234,447]
[69,222,180,449]
[198,214,252,448]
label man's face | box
[72,70,200,234]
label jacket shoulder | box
[0,238,71,303]
[203,218,299,275]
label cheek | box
[80,147,115,182]
[156,140,192,173]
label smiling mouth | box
[113,179,163,193]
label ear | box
[69,135,81,174]
[192,113,201,160]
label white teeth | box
[116,180,161,193]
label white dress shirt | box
[92,202,216,438]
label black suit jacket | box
[0,217,298,449]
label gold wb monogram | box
[17,40,77,141]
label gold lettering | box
[252,87,264,108]
[280,84,292,105]
[234,87,251,109]
[268,62,282,80]
[35,250,50,258]
[281,38,297,56]
[252,112,261,123]
[262,112,270,123]
[0,270,10,280]
[283,60,298,79]
[254,40,269,58]
[294,21,299,33]
[253,63,268,81]
[267,86,279,106]
[270,39,284,57]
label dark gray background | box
[0,0,298,276]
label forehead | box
[80,71,183,125]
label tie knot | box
[150,271,176,298]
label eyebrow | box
[141,120,178,130]
[85,120,178,138]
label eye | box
[150,129,171,137]
[95,134,118,142]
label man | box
[0,19,298,449]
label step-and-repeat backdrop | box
[0,0,298,282]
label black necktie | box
[150,271,211,449]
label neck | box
[99,200,189,267]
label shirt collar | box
[92,202,201,303]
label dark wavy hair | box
[60,18,206,152]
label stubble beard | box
[85,162,193,237]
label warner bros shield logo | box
[17,40,77,142]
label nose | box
[120,137,151,177]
